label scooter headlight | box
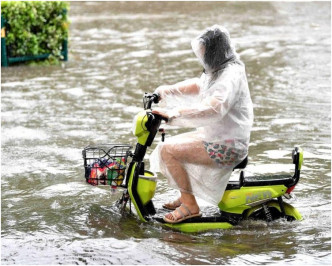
[132,111,149,135]
[132,113,139,135]
[132,111,149,145]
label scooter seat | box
[225,172,295,190]
[233,156,248,170]
[242,174,294,187]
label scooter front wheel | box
[244,200,302,222]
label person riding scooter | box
[149,25,254,224]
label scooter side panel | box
[218,185,288,214]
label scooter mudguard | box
[244,200,303,221]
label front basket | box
[82,144,132,187]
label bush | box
[1,1,69,60]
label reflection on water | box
[1,2,331,265]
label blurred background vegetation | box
[1,1,69,64]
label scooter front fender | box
[127,162,157,222]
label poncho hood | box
[191,25,238,74]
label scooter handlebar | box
[143,93,160,110]
[143,93,168,122]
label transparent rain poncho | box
[149,25,254,205]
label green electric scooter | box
[82,93,303,233]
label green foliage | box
[1,1,69,61]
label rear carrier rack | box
[82,144,132,187]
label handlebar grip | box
[151,93,160,103]
[143,92,160,110]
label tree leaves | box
[1,1,69,61]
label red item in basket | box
[88,162,106,185]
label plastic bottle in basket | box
[106,157,126,186]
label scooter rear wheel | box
[244,200,302,222]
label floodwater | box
[1,2,331,265]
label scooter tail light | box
[286,185,296,194]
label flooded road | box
[1,2,331,265]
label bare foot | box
[162,198,181,210]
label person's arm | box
[153,71,241,127]
[152,95,221,126]
[154,78,200,99]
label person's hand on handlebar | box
[151,108,169,121]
